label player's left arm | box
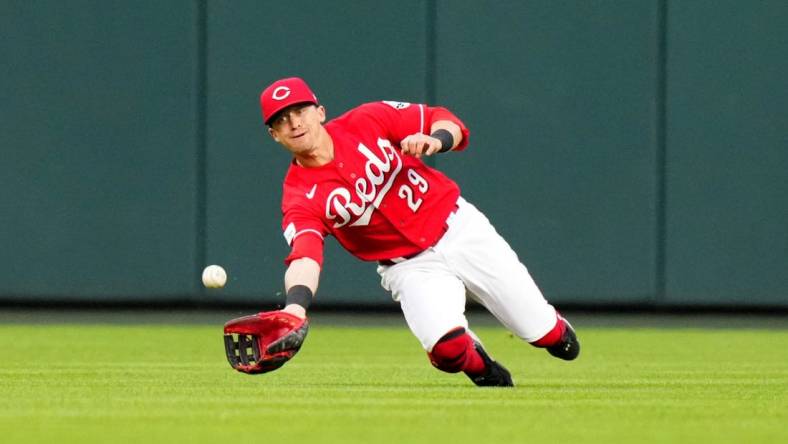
[399,106,469,158]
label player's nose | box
[287,112,303,128]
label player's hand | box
[282,303,307,319]
[400,133,442,158]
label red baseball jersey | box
[281,101,470,264]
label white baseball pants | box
[377,197,557,351]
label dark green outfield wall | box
[434,2,661,305]
[1,1,200,301]
[1,1,786,308]
[663,1,788,306]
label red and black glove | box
[223,311,309,374]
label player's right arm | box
[280,185,328,318]
[282,257,320,319]
[222,210,321,374]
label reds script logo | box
[326,138,402,228]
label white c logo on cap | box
[272,86,291,101]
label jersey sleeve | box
[361,101,471,151]
[282,190,329,267]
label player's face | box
[267,104,326,155]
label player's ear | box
[268,127,280,142]
[317,105,326,123]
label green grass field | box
[0,313,786,444]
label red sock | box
[531,315,566,348]
[463,342,486,376]
[429,328,486,376]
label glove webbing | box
[224,333,261,368]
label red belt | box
[378,251,422,266]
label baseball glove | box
[223,311,309,374]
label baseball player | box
[223,77,579,386]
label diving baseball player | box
[223,77,580,386]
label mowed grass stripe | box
[0,324,786,444]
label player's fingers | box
[418,138,434,157]
[401,136,424,156]
[400,136,414,154]
[401,134,439,157]
[424,140,441,156]
[417,139,436,156]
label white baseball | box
[202,265,227,288]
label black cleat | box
[547,319,580,361]
[468,342,514,387]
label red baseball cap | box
[260,77,319,125]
